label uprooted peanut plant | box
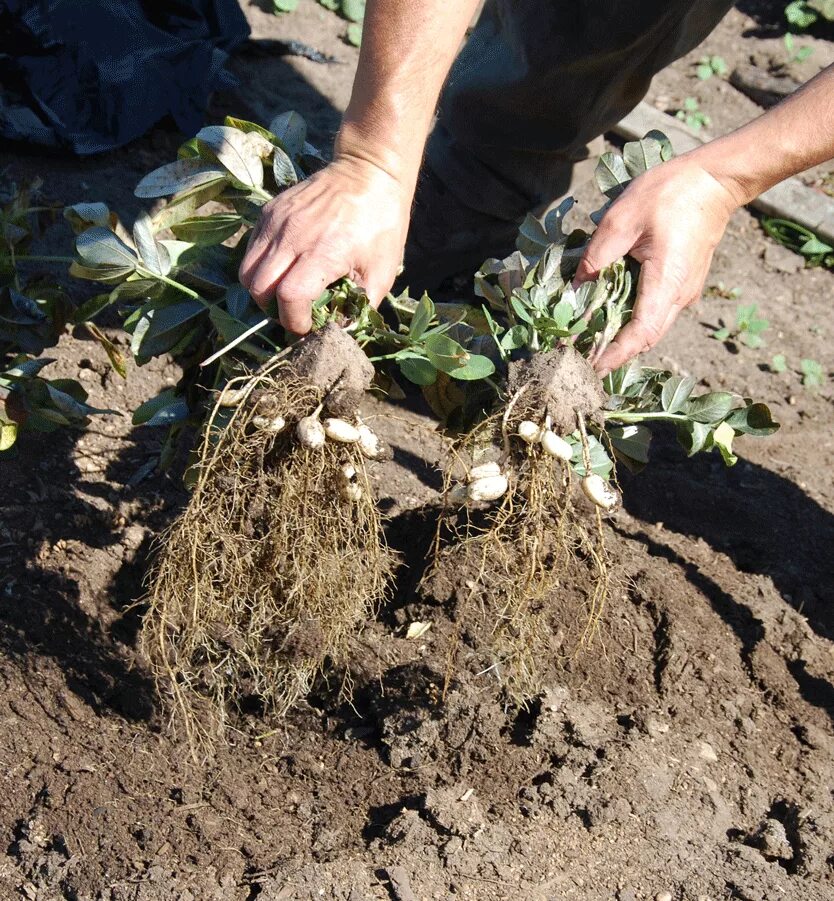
[0,115,779,750]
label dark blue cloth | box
[0,0,250,154]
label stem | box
[142,269,204,302]
[6,254,75,264]
[604,410,688,423]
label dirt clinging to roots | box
[427,347,612,703]
[141,330,395,753]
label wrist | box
[335,118,423,194]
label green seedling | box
[712,303,770,349]
[696,55,728,80]
[800,358,825,388]
[771,353,788,373]
[762,218,834,269]
[705,283,742,301]
[676,97,711,132]
[784,33,814,64]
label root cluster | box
[142,360,395,752]
[429,395,611,705]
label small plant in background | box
[676,97,711,132]
[696,55,728,80]
[771,353,788,373]
[800,357,825,388]
[762,218,834,269]
[712,303,770,349]
[785,0,834,30]
[705,282,742,301]
[783,32,815,64]
[316,0,365,45]
[272,0,298,12]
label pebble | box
[656,893,673,901]
[699,741,718,763]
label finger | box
[245,245,297,312]
[593,260,681,376]
[359,264,400,309]
[276,254,349,335]
[573,217,635,285]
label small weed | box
[696,55,729,80]
[800,358,825,388]
[676,97,711,132]
[771,353,788,373]
[713,303,770,349]
[784,33,814,64]
[762,218,834,269]
[705,283,742,301]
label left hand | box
[574,153,744,377]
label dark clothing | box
[427,0,735,219]
[0,0,249,154]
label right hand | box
[238,154,412,334]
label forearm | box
[696,64,834,205]
[335,0,481,191]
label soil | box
[1,2,833,900]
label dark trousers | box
[426,0,735,220]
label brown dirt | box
[508,345,606,434]
[1,2,833,900]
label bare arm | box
[578,64,834,376]
[240,0,481,333]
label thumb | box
[573,217,636,286]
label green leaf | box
[274,0,298,11]
[346,21,363,45]
[73,293,116,324]
[570,434,614,478]
[500,324,529,352]
[63,202,111,234]
[676,420,712,457]
[800,236,833,256]
[808,0,834,21]
[800,358,824,387]
[686,391,737,424]
[272,146,299,187]
[696,63,713,80]
[661,375,696,413]
[398,355,438,386]
[771,353,787,373]
[133,212,171,276]
[446,352,496,382]
[595,152,631,199]
[269,111,307,158]
[76,228,138,270]
[712,327,730,341]
[712,421,737,466]
[341,0,365,21]
[150,178,228,232]
[86,322,127,379]
[608,423,651,464]
[135,159,227,198]
[0,422,17,451]
[225,285,253,320]
[132,388,190,427]
[725,403,779,436]
[130,300,205,360]
[69,262,135,284]
[622,135,669,178]
[171,214,243,246]
[423,333,471,373]
[409,293,434,341]
[196,126,265,189]
[509,295,534,324]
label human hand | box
[574,154,744,377]
[239,155,412,334]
